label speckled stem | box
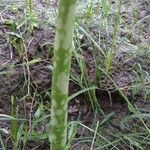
[50,0,77,150]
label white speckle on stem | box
[56,72,68,95]
[61,130,67,147]
[52,99,57,108]
[49,134,57,142]
[56,109,63,116]
[63,103,67,111]
[64,56,70,66]
[53,62,57,68]
[61,100,66,106]
[62,5,75,50]
[51,117,58,126]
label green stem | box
[11,96,18,150]
[50,0,77,150]
[105,0,122,74]
[28,0,32,15]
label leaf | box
[67,86,97,102]
[100,112,115,126]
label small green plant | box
[8,32,25,59]
[50,0,77,150]
[28,0,37,32]
[105,0,122,74]
[11,95,19,150]
[85,0,94,21]
[101,0,111,17]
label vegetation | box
[0,0,150,150]
[50,0,77,149]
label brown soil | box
[0,0,150,149]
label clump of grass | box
[105,0,122,75]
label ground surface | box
[0,0,150,149]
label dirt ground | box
[0,0,150,149]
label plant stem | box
[105,0,122,74]
[50,0,77,150]
[11,95,18,150]
[28,0,32,15]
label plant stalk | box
[50,0,77,150]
